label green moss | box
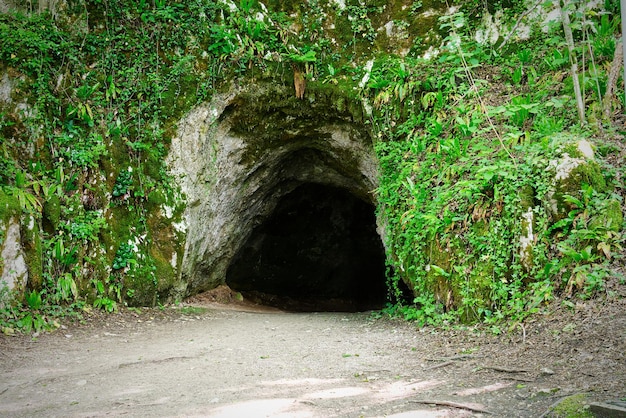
[152,248,177,297]
[104,206,132,244]
[519,185,535,210]
[567,161,607,193]
[422,239,455,304]
[123,268,157,307]
[102,137,131,192]
[103,197,182,306]
[226,82,367,168]
[562,143,582,157]
[147,190,166,207]
[461,260,494,321]
[0,189,21,221]
[122,209,185,306]
[472,219,489,236]
[414,224,498,322]
[123,240,179,307]
[160,74,199,123]
[144,149,164,180]
[20,215,42,290]
[178,305,208,315]
[553,161,609,218]
[43,194,61,229]
[547,394,593,418]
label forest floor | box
[0,282,625,418]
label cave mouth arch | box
[225,183,388,312]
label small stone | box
[541,367,555,375]
[76,380,87,386]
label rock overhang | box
[167,83,385,300]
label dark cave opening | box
[225,183,388,312]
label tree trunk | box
[603,39,623,122]
[559,0,586,125]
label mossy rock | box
[564,161,607,193]
[544,393,593,418]
[0,189,21,222]
[123,271,158,307]
[19,214,42,290]
[414,228,498,321]
[160,74,199,123]
[102,205,136,259]
[421,239,462,314]
[551,160,608,219]
[43,194,61,229]
[147,190,166,208]
[81,248,110,300]
[460,260,495,322]
[139,212,184,304]
[144,148,165,181]
[122,251,178,307]
[224,82,369,169]
[152,248,178,302]
[519,184,535,210]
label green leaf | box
[287,50,316,63]
[15,170,26,188]
[429,264,450,277]
[563,194,584,209]
[26,290,42,310]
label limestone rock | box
[167,83,382,296]
[0,217,28,301]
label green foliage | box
[0,0,296,321]
[178,305,208,315]
[207,0,295,72]
[39,234,81,306]
[0,0,237,330]
[549,184,623,298]
[368,3,624,326]
[112,169,134,198]
[0,287,85,334]
[287,50,317,63]
[56,129,107,169]
[25,290,42,310]
[341,3,380,43]
[409,1,423,15]
[112,242,136,270]
[0,0,623,331]
[65,212,107,242]
[93,277,119,313]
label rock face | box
[0,217,28,299]
[167,83,384,300]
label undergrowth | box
[0,0,624,333]
[369,4,625,326]
[0,0,366,333]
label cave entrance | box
[225,183,387,312]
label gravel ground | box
[0,284,624,418]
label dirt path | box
[1,296,625,418]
